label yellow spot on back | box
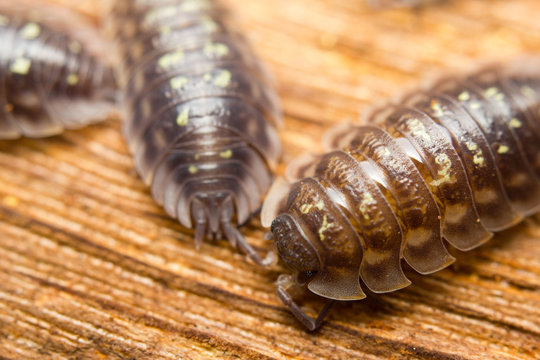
[19,22,41,40]
[219,149,233,159]
[497,144,509,154]
[466,141,478,151]
[170,76,188,89]
[484,87,498,98]
[429,153,454,187]
[300,200,324,214]
[407,118,430,142]
[145,6,177,24]
[194,154,201,160]
[473,152,485,167]
[318,215,334,241]
[0,15,9,27]
[188,165,198,174]
[67,73,79,86]
[10,57,31,75]
[68,41,82,54]
[158,49,184,69]
[180,0,210,12]
[203,73,212,82]
[214,70,231,88]
[458,91,470,101]
[176,108,190,126]
[201,17,218,32]
[469,101,482,110]
[160,26,171,35]
[204,42,229,58]
[358,193,376,220]
[509,118,522,128]
[521,86,535,98]
[3,195,19,207]
[430,99,444,117]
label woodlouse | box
[261,64,540,330]
[109,0,282,264]
[0,12,119,139]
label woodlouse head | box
[271,213,320,276]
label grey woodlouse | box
[0,12,119,139]
[261,63,540,330]
[109,0,282,265]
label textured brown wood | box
[1,0,540,359]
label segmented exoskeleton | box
[0,13,118,139]
[109,0,282,264]
[262,64,540,330]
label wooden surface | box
[1,0,540,359]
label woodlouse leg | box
[276,274,334,331]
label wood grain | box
[1,0,540,359]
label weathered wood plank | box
[0,0,539,358]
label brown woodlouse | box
[109,0,282,265]
[0,12,119,139]
[262,64,540,330]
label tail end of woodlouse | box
[192,195,275,266]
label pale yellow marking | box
[429,153,454,187]
[203,73,212,82]
[158,49,184,69]
[407,118,431,142]
[170,76,188,90]
[469,101,482,110]
[213,70,231,88]
[358,193,376,220]
[484,87,498,98]
[145,6,177,25]
[318,215,334,241]
[300,200,324,214]
[176,108,190,126]
[10,57,31,75]
[68,41,82,54]
[2,195,19,207]
[458,91,470,102]
[466,141,478,152]
[484,87,505,102]
[0,15,9,27]
[219,149,233,159]
[188,165,198,174]
[473,152,485,167]
[466,141,485,167]
[201,17,218,32]
[497,144,509,154]
[509,118,522,128]
[180,0,210,12]
[194,154,201,160]
[430,99,444,117]
[160,26,171,36]
[19,22,41,40]
[204,42,229,58]
[66,73,79,86]
[521,86,535,98]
